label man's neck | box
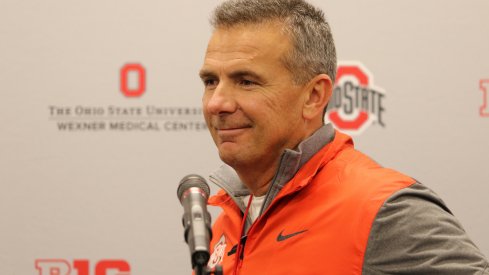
[234,160,279,196]
[235,124,323,196]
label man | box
[198,0,488,274]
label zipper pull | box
[239,235,248,260]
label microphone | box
[177,174,213,270]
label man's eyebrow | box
[199,69,265,83]
[199,69,216,80]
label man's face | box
[200,23,308,169]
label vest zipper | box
[233,195,253,275]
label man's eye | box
[240,79,256,86]
[204,79,218,88]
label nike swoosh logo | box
[276,229,308,242]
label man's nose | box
[204,82,237,115]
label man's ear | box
[302,74,333,120]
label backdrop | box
[1,0,488,274]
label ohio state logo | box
[208,234,226,269]
[480,79,489,117]
[325,62,385,135]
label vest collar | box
[208,124,336,212]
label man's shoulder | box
[363,182,489,274]
[316,144,415,192]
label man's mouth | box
[215,125,252,138]
[217,126,251,131]
[217,125,251,130]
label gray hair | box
[210,0,337,85]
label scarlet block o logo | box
[35,259,131,275]
[120,63,146,97]
[325,62,386,135]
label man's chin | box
[218,148,247,168]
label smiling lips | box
[210,116,253,139]
[213,122,252,139]
[216,126,251,136]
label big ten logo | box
[325,62,386,135]
[35,259,131,275]
[480,79,489,117]
[120,63,146,98]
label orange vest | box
[208,132,415,275]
